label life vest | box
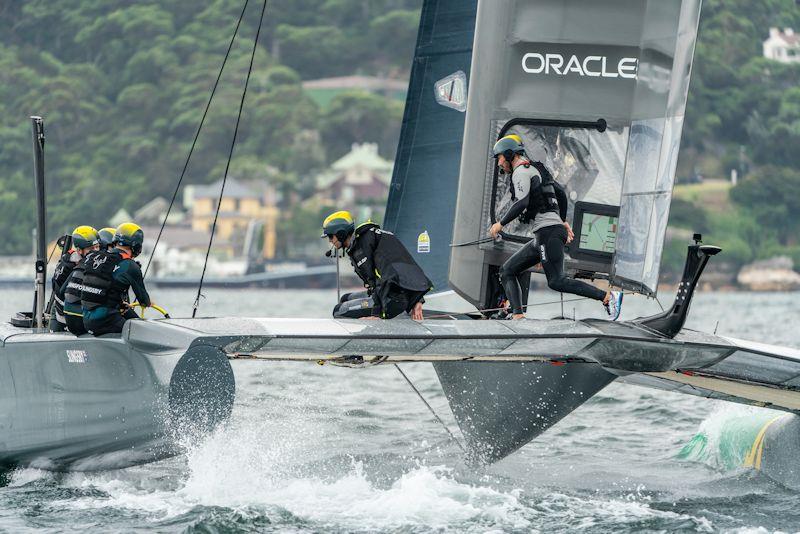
[51,253,77,323]
[509,161,562,224]
[63,252,93,315]
[80,250,130,310]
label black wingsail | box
[383,0,478,292]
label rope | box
[450,237,497,248]
[423,296,587,319]
[144,0,251,280]
[393,364,466,453]
[655,296,666,312]
[192,0,268,318]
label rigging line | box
[655,296,665,312]
[392,364,466,454]
[450,237,497,248]
[423,296,587,319]
[144,0,251,280]
[193,0,269,318]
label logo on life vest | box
[92,255,107,269]
[417,231,430,253]
[356,257,367,267]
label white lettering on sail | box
[522,52,638,79]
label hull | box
[0,322,234,471]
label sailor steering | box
[488,134,623,320]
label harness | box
[81,250,131,310]
[509,161,561,224]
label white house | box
[763,27,800,64]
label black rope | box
[393,364,466,454]
[192,0,268,318]
[450,237,497,248]
[423,296,587,319]
[144,0,251,280]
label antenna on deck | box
[30,116,47,330]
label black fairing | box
[636,239,721,338]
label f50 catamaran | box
[4,0,800,488]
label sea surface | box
[0,287,798,533]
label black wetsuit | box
[50,252,78,332]
[499,162,606,315]
[343,223,432,319]
[81,248,150,335]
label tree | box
[319,91,404,161]
[730,165,800,245]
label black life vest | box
[510,161,562,224]
[63,252,93,311]
[81,250,129,310]
[51,254,77,322]
[348,223,432,294]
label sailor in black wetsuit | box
[50,226,99,332]
[60,226,101,335]
[488,134,623,320]
[321,210,432,320]
[81,222,151,336]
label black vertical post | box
[30,116,46,330]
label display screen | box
[578,213,618,253]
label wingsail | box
[449,0,703,309]
[383,0,478,291]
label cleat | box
[604,291,623,321]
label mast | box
[30,116,47,330]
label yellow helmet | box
[115,222,144,256]
[492,134,525,159]
[321,210,355,240]
[71,225,99,250]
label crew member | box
[321,211,432,320]
[81,222,151,335]
[97,227,117,251]
[50,226,98,332]
[488,134,623,320]
[60,227,102,336]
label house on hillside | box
[134,197,185,226]
[763,28,800,63]
[185,178,278,259]
[316,143,393,221]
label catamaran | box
[3,0,800,489]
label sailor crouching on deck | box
[61,226,101,335]
[80,222,151,336]
[51,225,100,332]
[321,211,432,320]
[488,134,623,321]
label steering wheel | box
[129,302,171,319]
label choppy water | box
[0,287,798,533]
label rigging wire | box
[392,364,466,454]
[192,0,269,318]
[424,296,587,319]
[143,0,251,280]
[449,237,497,248]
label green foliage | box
[320,91,404,160]
[730,165,800,245]
[0,0,417,254]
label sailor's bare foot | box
[512,313,525,320]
